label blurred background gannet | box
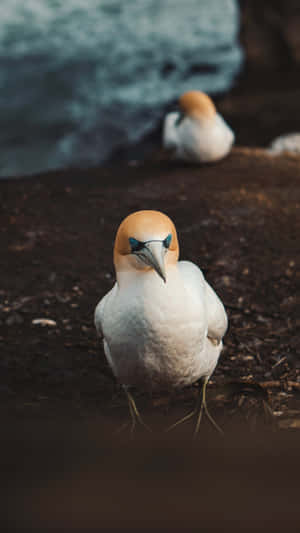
[163,90,234,163]
[267,133,300,156]
[95,210,227,435]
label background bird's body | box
[164,111,234,163]
[95,258,226,391]
[163,90,234,163]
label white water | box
[0,0,243,177]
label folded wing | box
[178,260,227,344]
[162,112,180,151]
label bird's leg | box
[127,395,137,434]
[193,377,224,438]
[165,387,202,433]
[165,378,223,436]
[124,387,152,434]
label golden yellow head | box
[179,90,216,120]
[113,210,179,281]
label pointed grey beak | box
[137,241,167,283]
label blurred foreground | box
[2,419,300,531]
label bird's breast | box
[102,272,208,388]
[177,115,233,162]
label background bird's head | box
[113,210,179,282]
[179,90,216,121]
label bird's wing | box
[178,260,227,343]
[94,283,117,339]
[204,279,228,343]
[162,112,180,150]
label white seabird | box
[267,132,300,156]
[95,210,228,435]
[163,90,234,163]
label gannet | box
[94,210,228,435]
[268,133,300,156]
[163,90,234,163]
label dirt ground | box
[1,146,299,435]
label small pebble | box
[32,318,57,327]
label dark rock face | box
[240,0,300,69]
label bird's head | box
[113,210,179,283]
[179,90,216,121]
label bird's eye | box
[163,234,172,249]
[129,237,144,253]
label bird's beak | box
[138,241,167,283]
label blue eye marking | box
[129,237,144,252]
[164,233,172,248]
[129,234,172,252]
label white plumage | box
[163,111,234,163]
[95,210,227,393]
[163,91,234,163]
[268,133,300,156]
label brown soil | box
[1,147,299,434]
